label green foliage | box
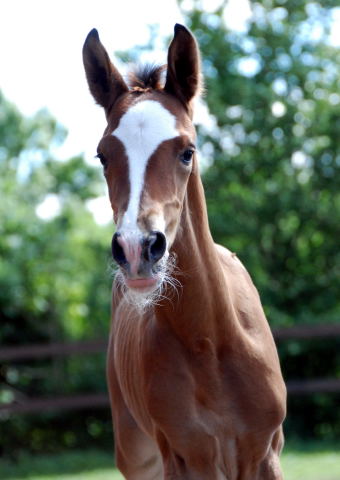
[183,0,340,326]
[180,0,340,439]
[1,0,340,455]
[0,93,111,343]
[0,405,113,457]
[0,93,113,454]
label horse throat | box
[155,167,232,339]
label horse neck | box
[155,166,234,343]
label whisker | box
[111,252,182,313]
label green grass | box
[1,443,339,479]
[281,442,340,480]
[0,450,123,480]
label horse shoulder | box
[215,243,257,293]
[214,243,271,334]
[214,243,286,426]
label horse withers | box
[83,24,286,480]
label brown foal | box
[83,24,286,480]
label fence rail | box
[273,323,340,340]
[1,323,339,415]
[1,324,340,363]
[0,393,109,415]
[0,339,107,362]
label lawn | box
[1,443,339,480]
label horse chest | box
[111,309,152,427]
[113,311,217,426]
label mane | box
[128,64,166,92]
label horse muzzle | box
[111,230,167,289]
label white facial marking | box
[112,100,178,233]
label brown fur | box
[83,24,286,480]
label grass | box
[1,442,339,479]
[281,442,340,480]
[0,450,122,480]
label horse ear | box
[82,29,128,112]
[164,24,201,111]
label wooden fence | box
[1,323,340,415]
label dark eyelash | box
[95,152,107,168]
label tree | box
[0,92,112,343]
[179,0,340,440]
[0,92,113,453]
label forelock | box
[128,64,166,92]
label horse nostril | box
[147,231,167,264]
[111,232,127,265]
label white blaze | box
[112,100,178,232]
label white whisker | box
[112,252,182,314]
[108,259,119,278]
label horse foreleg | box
[114,410,163,480]
[258,428,285,480]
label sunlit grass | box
[281,442,340,480]
[1,443,340,479]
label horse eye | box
[95,152,108,168]
[180,149,194,165]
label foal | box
[83,24,286,480]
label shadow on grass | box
[1,449,116,479]
[1,442,340,479]
[283,439,340,454]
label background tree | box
[1,0,340,454]
[180,0,340,440]
[0,92,113,453]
